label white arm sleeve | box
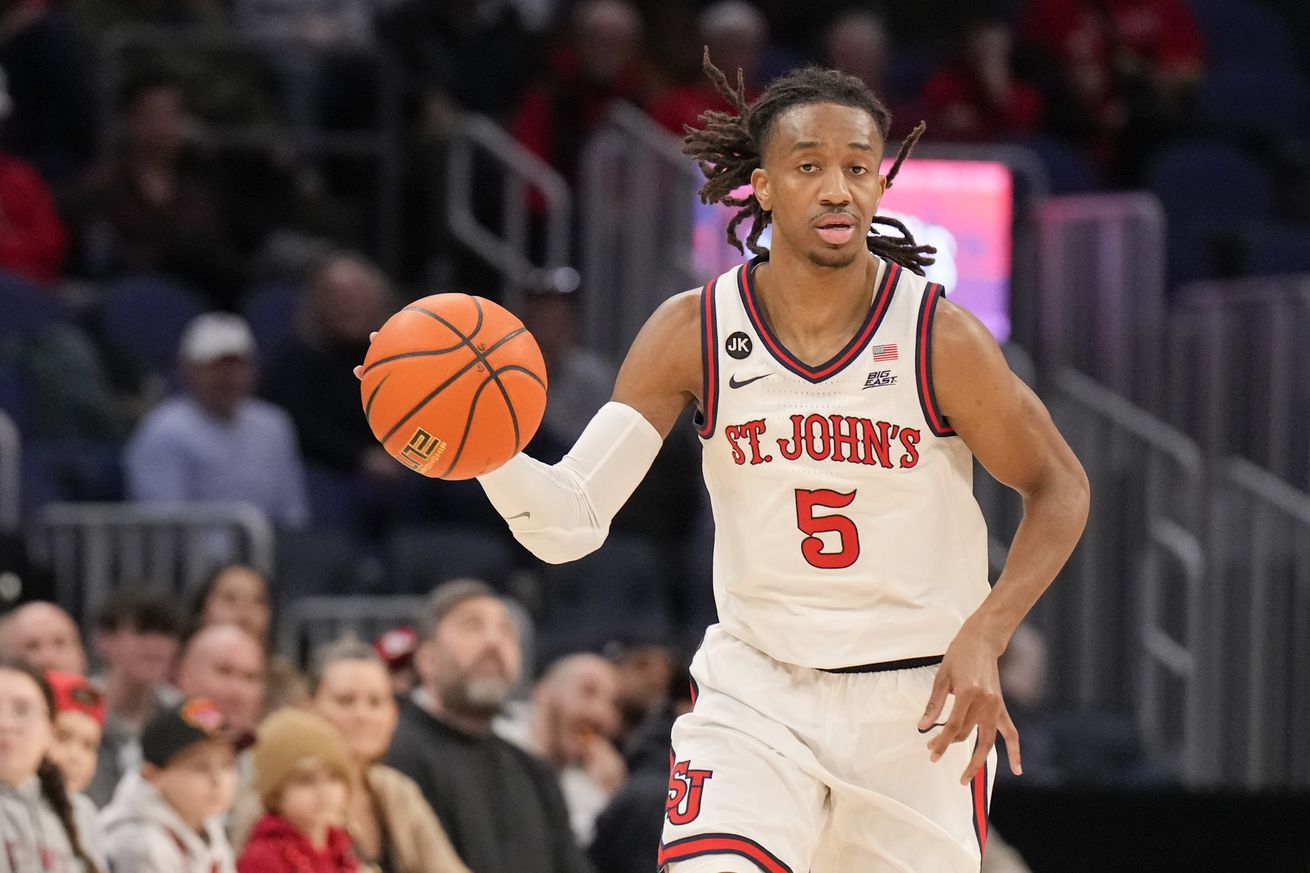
[476,401,664,564]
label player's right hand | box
[351,331,379,381]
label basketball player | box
[364,57,1089,872]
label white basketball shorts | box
[659,625,995,873]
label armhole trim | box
[694,279,719,439]
[916,283,957,438]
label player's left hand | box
[918,620,1022,784]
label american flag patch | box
[871,343,898,362]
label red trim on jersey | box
[689,677,699,706]
[971,761,989,856]
[916,283,957,437]
[737,257,900,383]
[696,280,719,439]
[658,833,793,873]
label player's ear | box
[751,167,772,213]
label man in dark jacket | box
[386,579,595,873]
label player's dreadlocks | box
[684,50,936,275]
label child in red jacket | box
[238,709,358,873]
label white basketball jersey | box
[695,255,990,669]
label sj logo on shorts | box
[666,760,714,825]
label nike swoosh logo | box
[506,511,531,520]
[728,373,771,389]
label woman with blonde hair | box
[233,638,469,873]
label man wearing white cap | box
[123,313,310,528]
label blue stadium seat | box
[1147,141,1275,287]
[385,524,518,594]
[536,533,672,660]
[1190,0,1298,69]
[1240,221,1310,276]
[1198,63,1310,140]
[0,271,63,344]
[101,274,207,381]
[1016,136,1103,195]
[0,362,27,434]
[242,280,303,364]
[302,463,365,532]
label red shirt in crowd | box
[0,152,67,286]
[237,815,358,873]
[920,64,1043,142]
[1020,0,1204,78]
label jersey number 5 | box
[794,489,860,569]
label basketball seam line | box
[378,326,528,445]
[404,298,523,476]
[436,363,539,478]
[360,344,471,375]
[364,372,391,426]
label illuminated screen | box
[691,158,1013,341]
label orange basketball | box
[359,293,548,480]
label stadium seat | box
[242,280,303,363]
[302,463,366,533]
[100,274,207,382]
[1190,0,1298,69]
[0,271,63,344]
[1016,136,1103,195]
[0,363,27,434]
[385,523,518,594]
[1239,221,1310,276]
[536,533,672,660]
[1146,141,1275,287]
[1197,64,1310,140]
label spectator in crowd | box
[86,592,183,806]
[123,313,311,531]
[75,74,248,306]
[919,19,1043,143]
[1019,0,1204,175]
[0,0,98,186]
[188,563,306,711]
[373,627,419,697]
[587,663,693,873]
[264,252,398,481]
[234,638,470,873]
[385,579,593,873]
[520,282,615,459]
[821,9,890,98]
[45,671,105,796]
[0,658,106,873]
[608,640,673,745]
[512,0,650,185]
[649,0,768,136]
[173,624,266,736]
[498,652,625,847]
[239,708,358,873]
[0,601,88,675]
[0,66,68,286]
[99,697,243,873]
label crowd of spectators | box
[0,580,731,873]
[0,0,1307,868]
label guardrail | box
[577,102,699,361]
[1167,275,1310,490]
[1037,193,1167,410]
[28,501,275,633]
[1199,457,1310,788]
[0,411,18,534]
[1042,369,1205,765]
[445,114,574,312]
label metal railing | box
[1167,275,1310,489]
[97,26,405,271]
[0,410,18,534]
[1198,457,1310,789]
[578,103,699,361]
[1041,370,1205,756]
[28,502,275,633]
[277,594,426,665]
[278,593,538,691]
[1037,193,1168,410]
[445,114,574,312]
